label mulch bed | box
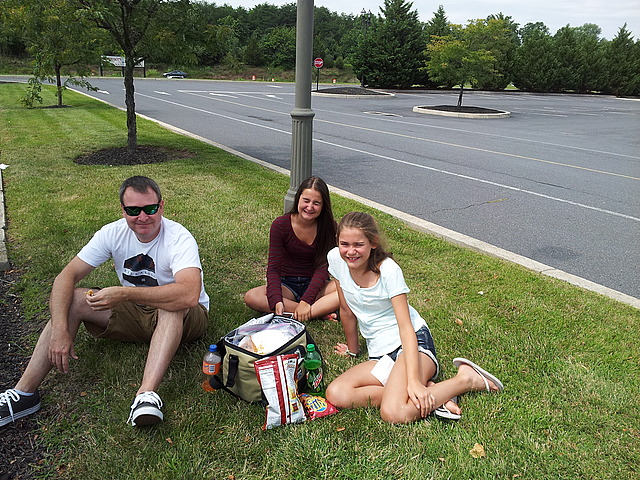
[415,105,505,114]
[0,269,48,480]
[315,86,388,96]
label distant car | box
[163,70,188,79]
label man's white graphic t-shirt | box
[77,217,209,310]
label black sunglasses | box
[122,204,160,216]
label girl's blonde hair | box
[337,212,392,274]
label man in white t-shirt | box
[0,176,209,428]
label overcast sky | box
[207,0,639,40]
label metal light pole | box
[360,9,372,88]
[284,0,315,213]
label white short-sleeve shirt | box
[328,247,426,357]
[77,217,209,310]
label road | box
[6,76,639,300]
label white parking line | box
[529,112,568,117]
[209,93,238,98]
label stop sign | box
[314,57,324,68]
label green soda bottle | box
[304,344,324,396]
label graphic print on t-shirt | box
[122,253,159,286]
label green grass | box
[2,83,639,480]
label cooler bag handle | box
[225,354,239,388]
[209,354,239,392]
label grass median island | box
[1,83,639,479]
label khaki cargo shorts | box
[85,301,208,344]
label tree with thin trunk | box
[426,28,496,106]
[76,0,188,153]
[5,0,101,107]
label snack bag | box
[299,393,338,420]
[254,354,306,430]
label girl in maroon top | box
[244,177,340,321]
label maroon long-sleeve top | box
[266,214,329,310]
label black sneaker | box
[127,391,163,427]
[0,389,41,427]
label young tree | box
[7,0,102,107]
[426,28,496,106]
[465,16,518,89]
[354,0,425,88]
[421,5,452,86]
[76,0,192,153]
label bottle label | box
[203,361,220,375]
[307,367,323,392]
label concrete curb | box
[413,105,511,119]
[66,87,640,310]
[0,168,9,271]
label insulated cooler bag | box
[210,313,320,403]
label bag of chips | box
[299,393,338,420]
[254,353,306,430]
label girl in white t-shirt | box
[325,212,503,424]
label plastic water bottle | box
[304,344,324,396]
[202,344,221,392]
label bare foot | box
[443,397,461,415]
[457,364,501,392]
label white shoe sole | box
[131,405,163,427]
[0,402,41,427]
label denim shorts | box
[281,276,311,302]
[370,325,439,379]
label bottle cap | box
[307,344,315,352]
[209,344,217,352]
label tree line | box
[2,0,638,96]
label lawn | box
[1,83,639,480]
